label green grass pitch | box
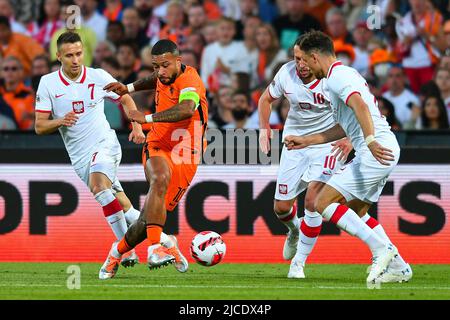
[0,262,449,300]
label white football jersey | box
[326,61,394,152]
[35,66,121,168]
[268,61,336,140]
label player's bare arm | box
[284,124,346,150]
[346,94,395,166]
[103,72,158,96]
[128,99,197,124]
[35,111,78,135]
[258,87,277,154]
[119,94,145,144]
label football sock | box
[322,203,386,255]
[124,206,140,225]
[95,189,127,240]
[295,209,322,265]
[276,204,299,233]
[147,224,163,246]
[116,237,132,255]
[361,213,408,268]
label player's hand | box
[60,111,78,127]
[331,137,353,162]
[128,110,146,124]
[103,82,128,96]
[259,127,273,154]
[367,141,395,166]
[129,127,146,144]
[283,135,310,150]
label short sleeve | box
[267,65,285,100]
[328,67,361,105]
[97,69,120,100]
[35,78,52,113]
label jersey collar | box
[58,65,87,86]
[326,60,343,79]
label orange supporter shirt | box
[147,65,208,151]
[0,33,45,76]
[0,82,35,130]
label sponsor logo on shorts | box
[279,184,288,195]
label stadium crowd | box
[0,0,449,131]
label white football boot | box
[379,263,413,283]
[287,259,306,279]
[283,217,302,260]
[367,243,398,284]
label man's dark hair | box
[101,56,120,70]
[117,39,139,57]
[296,30,335,56]
[0,16,10,28]
[232,89,250,103]
[57,31,82,50]
[151,39,179,56]
[107,20,125,33]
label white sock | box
[295,209,322,265]
[276,204,299,233]
[124,206,140,225]
[361,213,408,268]
[95,189,128,240]
[322,203,387,255]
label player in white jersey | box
[258,44,352,278]
[34,32,178,271]
[284,31,412,286]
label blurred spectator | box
[334,39,355,67]
[377,96,402,131]
[106,20,125,47]
[217,0,240,21]
[420,95,450,129]
[0,0,27,34]
[185,32,206,63]
[352,21,373,77]
[74,0,108,41]
[203,0,223,21]
[93,40,116,68]
[418,80,442,105]
[234,0,259,40]
[230,71,251,93]
[50,4,97,66]
[395,0,444,93]
[222,90,258,129]
[0,16,45,77]
[201,20,218,45]
[132,65,155,116]
[273,0,321,51]
[444,20,450,49]
[305,0,335,30]
[342,0,369,31]
[151,0,169,22]
[103,0,124,22]
[0,95,17,130]
[140,45,153,68]
[188,3,207,33]
[181,49,199,70]
[100,56,121,80]
[383,65,421,127]
[369,48,394,86]
[117,40,139,84]
[272,97,290,130]
[159,1,190,50]
[121,6,149,50]
[255,23,288,87]
[382,14,403,64]
[235,15,261,88]
[208,85,234,129]
[0,56,35,130]
[200,17,245,92]
[30,54,51,92]
[434,67,450,121]
[440,49,450,69]
[35,0,64,49]
[49,59,60,72]
[326,7,352,44]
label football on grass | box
[190,231,226,266]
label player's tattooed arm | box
[133,72,158,91]
[128,100,196,124]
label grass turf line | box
[0,263,449,300]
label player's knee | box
[274,200,292,215]
[91,184,109,196]
[150,173,170,193]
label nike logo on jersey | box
[55,94,65,98]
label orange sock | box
[117,237,132,255]
[146,224,162,246]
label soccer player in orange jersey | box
[98,39,208,279]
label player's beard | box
[159,73,177,85]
